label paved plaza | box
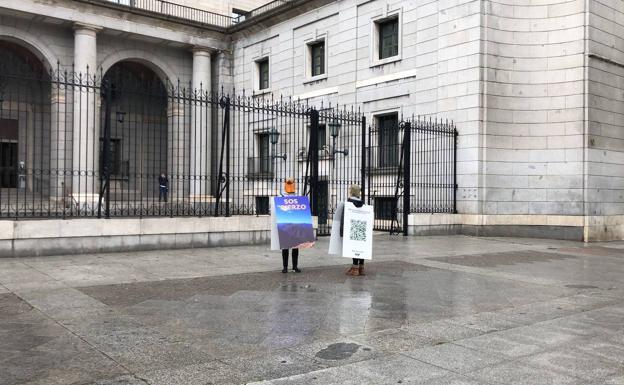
[1,234,623,385]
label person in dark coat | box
[281,178,301,273]
[158,173,168,202]
[341,184,365,276]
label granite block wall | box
[482,0,586,216]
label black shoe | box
[282,268,288,273]
[293,268,301,273]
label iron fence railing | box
[102,0,234,27]
[97,0,298,28]
[247,0,293,18]
[367,117,457,234]
[0,67,363,227]
[0,66,456,235]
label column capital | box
[73,23,103,35]
[192,46,216,57]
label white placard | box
[270,198,280,250]
[328,202,344,255]
[342,203,374,260]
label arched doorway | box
[0,40,51,202]
[100,61,168,209]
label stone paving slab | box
[403,342,509,374]
[467,360,585,385]
[519,348,623,381]
[1,235,623,384]
[248,354,453,385]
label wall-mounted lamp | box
[269,127,287,161]
[269,127,280,145]
[329,119,349,157]
[116,111,126,123]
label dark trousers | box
[282,248,299,269]
[352,258,364,265]
[159,187,168,202]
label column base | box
[71,193,102,211]
[188,195,216,203]
[188,195,216,209]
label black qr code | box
[349,220,367,241]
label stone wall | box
[581,0,624,240]
[0,217,271,257]
[482,0,586,217]
[231,0,483,214]
[587,0,624,214]
[5,0,624,242]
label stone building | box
[0,0,623,243]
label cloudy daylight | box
[1,0,624,384]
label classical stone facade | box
[1,0,623,241]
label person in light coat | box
[342,184,365,276]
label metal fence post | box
[225,97,231,217]
[402,121,411,236]
[360,115,366,203]
[453,127,458,214]
[98,79,112,219]
[309,108,319,217]
[215,95,230,217]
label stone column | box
[72,23,101,209]
[50,85,68,202]
[190,47,213,202]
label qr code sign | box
[349,219,367,241]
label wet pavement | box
[1,234,623,384]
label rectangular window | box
[110,138,122,176]
[0,119,18,140]
[257,133,271,174]
[255,196,270,215]
[377,114,399,168]
[378,18,399,60]
[100,138,123,176]
[257,59,269,90]
[374,197,397,220]
[310,41,325,77]
[0,142,17,188]
[318,123,327,149]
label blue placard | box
[273,196,315,249]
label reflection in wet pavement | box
[1,235,623,384]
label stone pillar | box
[167,95,189,201]
[50,85,68,202]
[190,47,213,202]
[72,23,101,209]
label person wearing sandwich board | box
[270,178,315,273]
[328,184,374,276]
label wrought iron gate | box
[213,101,365,236]
[365,117,457,235]
[0,61,456,238]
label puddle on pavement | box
[315,342,361,360]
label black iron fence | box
[0,68,456,235]
[95,0,298,28]
[367,117,457,234]
[98,0,235,28]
